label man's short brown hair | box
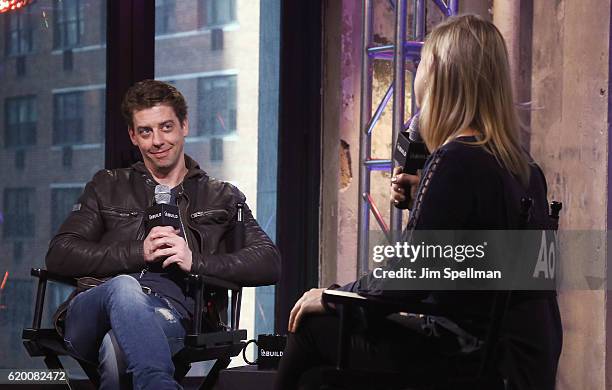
[121,79,188,128]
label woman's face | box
[414,54,431,108]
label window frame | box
[0,0,321,347]
[4,95,37,149]
[53,0,85,50]
[4,7,33,56]
[50,186,85,236]
[2,187,36,239]
[155,0,176,35]
[102,0,322,335]
[199,0,237,28]
[197,75,237,137]
[53,91,84,146]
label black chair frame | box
[316,199,563,390]
[22,204,249,390]
[22,270,245,389]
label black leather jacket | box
[47,155,281,333]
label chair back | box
[477,197,562,382]
[189,202,245,335]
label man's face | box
[128,104,188,175]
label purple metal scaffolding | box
[357,0,459,275]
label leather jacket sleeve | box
[45,171,146,277]
[190,201,281,286]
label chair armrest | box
[28,268,77,330]
[322,290,488,320]
[31,268,78,287]
[322,290,447,317]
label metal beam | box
[357,0,374,277]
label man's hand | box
[391,166,420,209]
[143,226,193,272]
[288,288,327,333]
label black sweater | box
[341,136,562,389]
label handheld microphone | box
[145,185,181,236]
[393,114,429,209]
[394,113,429,175]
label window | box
[156,0,279,368]
[0,0,106,371]
[155,0,176,35]
[197,76,237,136]
[3,188,35,239]
[201,0,236,27]
[53,92,84,145]
[5,7,33,56]
[53,0,85,49]
[4,96,36,148]
[51,187,83,235]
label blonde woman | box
[277,15,562,390]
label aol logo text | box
[532,230,557,279]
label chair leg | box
[76,359,100,388]
[43,354,64,370]
[199,357,231,390]
[174,362,191,382]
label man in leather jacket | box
[46,80,281,389]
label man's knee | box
[106,275,142,295]
[107,274,140,289]
[104,275,146,305]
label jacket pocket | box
[100,207,143,231]
[190,209,229,225]
[100,207,142,218]
[190,209,230,255]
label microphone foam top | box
[154,185,172,204]
[407,113,422,142]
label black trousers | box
[275,313,473,390]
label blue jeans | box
[63,274,186,390]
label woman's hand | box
[391,166,420,209]
[288,288,327,333]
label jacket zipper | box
[190,209,227,219]
[178,183,196,309]
[101,208,141,218]
[179,183,191,252]
[140,187,155,279]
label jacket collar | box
[132,154,207,183]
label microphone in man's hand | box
[144,185,182,272]
[393,113,429,209]
[145,185,181,237]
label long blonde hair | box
[418,14,531,186]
